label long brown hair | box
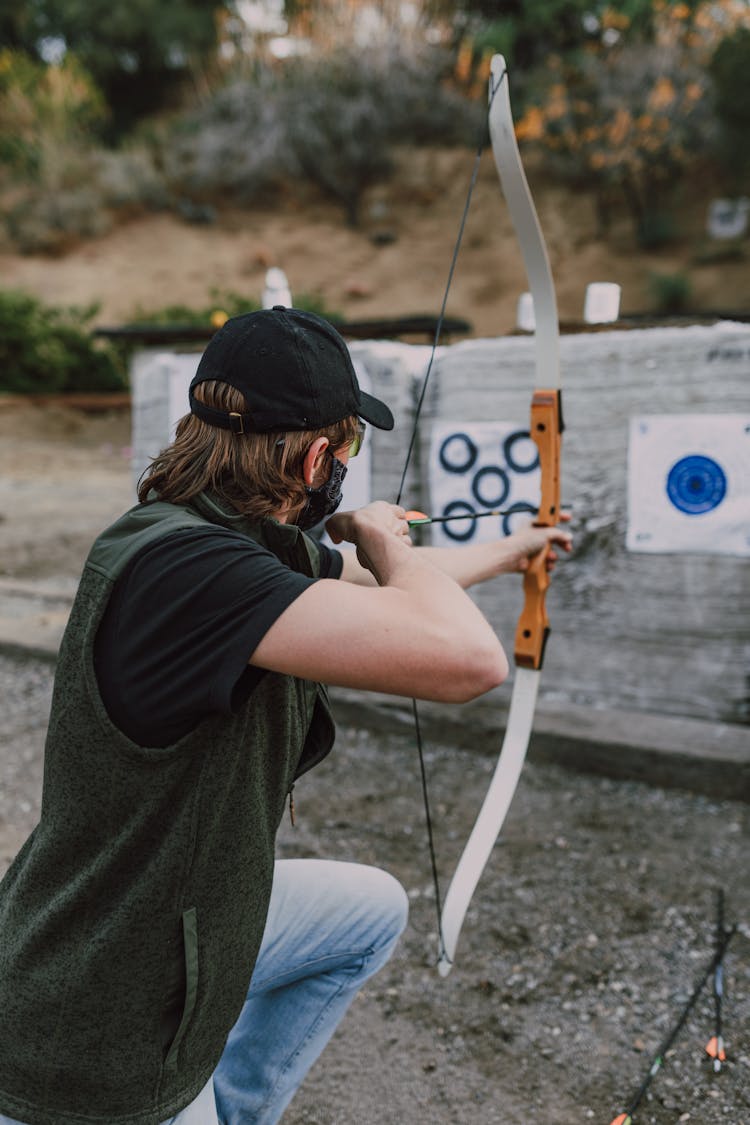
[138,380,359,521]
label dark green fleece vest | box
[0,498,334,1125]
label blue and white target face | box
[428,422,541,545]
[627,415,749,557]
[666,455,727,515]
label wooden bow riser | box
[514,388,563,671]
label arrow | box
[608,923,737,1125]
[405,507,536,527]
[705,888,728,1072]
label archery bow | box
[435,55,563,976]
[705,887,728,1072]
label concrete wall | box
[131,322,750,727]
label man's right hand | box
[326,502,413,582]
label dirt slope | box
[0,150,747,338]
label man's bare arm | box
[249,503,508,703]
[338,518,572,589]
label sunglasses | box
[276,420,366,459]
[348,421,366,458]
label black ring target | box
[439,501,483,543]
[471,465,510,510]
[501,502,538,537]
[503,429,539,474]
[439,433,479,475]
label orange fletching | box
[705,1036,726,1060]
[609,1116,630,1125]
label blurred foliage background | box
[0,0,749,389]
[2,0,749,244]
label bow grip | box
[514,551,550,669]
[513,388,562,670]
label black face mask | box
[296,454,348,531]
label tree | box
[3,0,228,136]
[709,27,750,190]
[513,0,750,242]
[427,0,721,94]
[0,48,106,179]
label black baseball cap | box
[189,307,394,435]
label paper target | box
[627,415,750,556]
[428,421,541,546]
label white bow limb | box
[436,55,562,976]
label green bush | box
[163,47,482,225]
[648,271,692,314]
[636,209,679,250]
[709,28,750,190]
[0,290,127,393]
[0,49,107,180]
[5,188,112,254]
[129,290,339,327]
[130,291,259,328]
[0,49,171,252]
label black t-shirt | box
[94,526,343,748]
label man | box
[0,308,571,1125]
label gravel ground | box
[1,652,748,1124]
[0,401,748,1124]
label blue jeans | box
[0,858,408,1125]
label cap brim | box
[358,390,394,431]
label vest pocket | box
[164,907,199,1070]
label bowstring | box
[396,67,507,960]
